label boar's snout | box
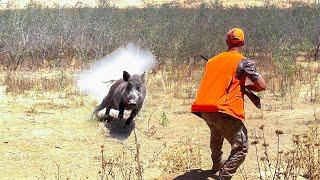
[128,99,137,106]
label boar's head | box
[122,71,145,108]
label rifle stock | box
[243,87,261,109]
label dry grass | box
[3,71,76,94]
[0,61,319,179]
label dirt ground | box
[0,70,319,179]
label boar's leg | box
[93,96,113,122]
[125,109,138,126]
[93,96,109,114]
[104,105,113,122]
[118,102,125,119]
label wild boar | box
[93,71,146,127]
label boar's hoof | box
[125,120,131,126]
[91,113,95,120]
[106,118,112,123]
[105,115,113,122]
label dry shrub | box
[148,64,204,99]
[285,128,320,179]
[4,71,75,93]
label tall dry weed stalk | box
[133,129,143,180]
[251,140,263,179]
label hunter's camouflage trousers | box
[201,112,248,180]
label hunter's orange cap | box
[227,28,245,42]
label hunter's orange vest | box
[191,51,246,120]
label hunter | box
[191,28,266,180]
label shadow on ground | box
[106,118,135,140]
[173,169,218,180]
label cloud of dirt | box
[76,43,156,102]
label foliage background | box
[0,3,319,70]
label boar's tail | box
[102,80,116,84]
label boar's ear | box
[123,71,131,82]
[141,72,146,83]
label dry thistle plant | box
[254,126,320,179]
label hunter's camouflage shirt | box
[236,58,261,82]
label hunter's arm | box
[245,76,266,92]
[237,58,266,92]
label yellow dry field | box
[0,68,319,179]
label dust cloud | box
[77,43,156,102]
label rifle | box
[199,55,261,109]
